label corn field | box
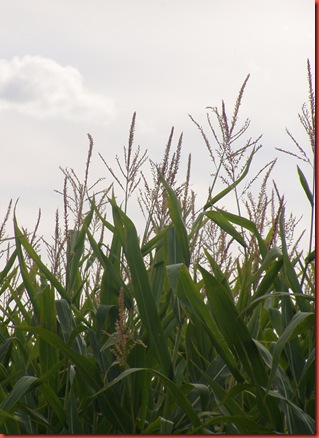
[0,63,315,434]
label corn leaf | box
[159,172,190,266]
[0,376,38,415]
[16,325,100,390]
[279,209,310,312]
[192,414,272,434]
[214,208,268,257]
[205,210,246,247]
[142,416,174,434]
[199,266,268,386]
[39,285,58,388]
[267,311,315,392]
[110,198,173,379]
[14,218,68,302]
[204,147,255,210]
[39,382,66,426]
[0,249,17,283]
[297,165,313,206]
[175,263,244,382]
[92,367,202,431]
[14,221,40,320]
[85,228,133,309]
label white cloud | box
[0,55,115,124]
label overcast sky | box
[0,0,315,254]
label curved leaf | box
[267,311,315,392]
[205,210,246,247]
[92,367,202,430]
[204,147,255,210]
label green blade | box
[267,311,315,392]
[199,266,268,386]
[205,210,246,247]
[0,376,38,415]
[92,367,202,430]
[279,208,310,312]
[159,172,190,266]
[204,147,255,210]
[297,165,313,206]
[174,263,244,382]
[14,217,68,302]
[214,208,268,258]
[110,198,173,379]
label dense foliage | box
[0,64,315,433]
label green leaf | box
[204,147,255,210]
[0,408,22,425]
[0,249,18,283]
[199,266,283,429]
[89,196,115,233]
[96,304,118,333]
[14,217,68,302]
[126,342,149,427]
[55,299,73,342]
[14,220,40,320]
[199,266,268,386]
[193,363,261,434]
[65,220,89,300]
[65,385,82,434]
[142,416,174,434]
[92,367,202,431]
[16,325,100,391]
[4,281,32,325]
[204,249,233,298]
[149,242,166,305]
[286,403,315,434]
[159,172,190,266]
[0,376,37,415]
[85,228,133,309]
[252,260,283,302]
[297,165,313,206]
[192,414,272,434]
[39,285,58,387]
[214,208,268,258]
[279,209,310,312]
[298,347,315,396]
[305,249,315,264]
[39,382,66,426]
[185,382,210,411]
[175,264,244,382]
[267,311,315,392]
[265,387,315,434]
[205,210,246,247]
[100,211,122,306]
[110,198,173,379]
[141,226,169,257]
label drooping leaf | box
[205,210,246,247]
[92,367,202,431]
[214,207,268,258]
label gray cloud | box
[0,55,115,124]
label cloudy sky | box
[0,0,315,253]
